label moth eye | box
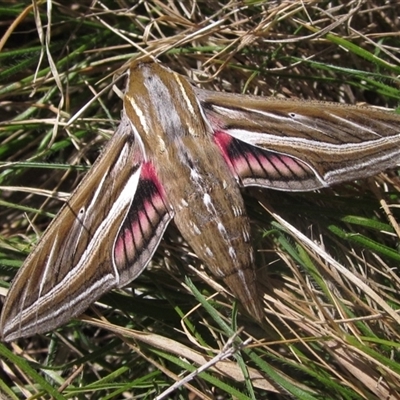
[289,112,297,118]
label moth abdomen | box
[169,161,264,321]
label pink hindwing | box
[113,162,173,282]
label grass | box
[1,0,400,399]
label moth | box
[1,58,400,341]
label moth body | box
[124,60,264,320]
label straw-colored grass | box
[1,1,400,398]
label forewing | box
[1,113,171,341]
[197,88,400,191]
